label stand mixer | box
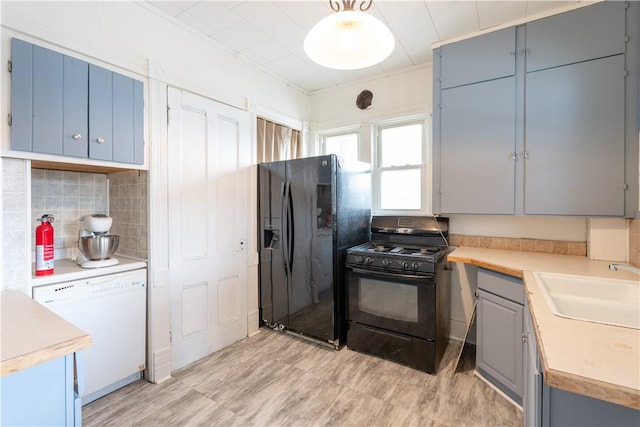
[75,214,120,268]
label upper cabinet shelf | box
[10,38,144,166]
[432,1,638,218]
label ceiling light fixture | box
[304,0,395,70]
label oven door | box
[346,266,436,341]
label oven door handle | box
[347,267,433,281]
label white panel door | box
[167,87,250,371]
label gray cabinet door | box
[526,1,625,72]
[524,302,542,427]
[525,55,625,216]
[477,289,524,401]
[10,38,33,152]
[133,80,144,165]
[440,27,515,89]
[109,73,144,165]
[542,384,640,426]
[32,45,63,155]
[112,73,134,163]
[62,55,89,158]
[440,77,516,214]
[88,64,113,161]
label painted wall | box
[308,59,638,340]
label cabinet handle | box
[510,152,517,161]
[72,133,82,140]
[522,333,528,344]
[521,151,529,160]
[96,137,105,144]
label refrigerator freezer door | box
[258,161,288,326]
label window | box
[320,131,359,164]
[374,119,428,213]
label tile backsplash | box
[448,234,587,256]
[109,170,148,259]
[31,169,108,254]
[630,218,640,266]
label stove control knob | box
[381,259,390,267]
[412,262,420,271]
[401,261,409,270]
[364,257,374,265]
[354,256,364,264]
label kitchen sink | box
[533,272,639,330]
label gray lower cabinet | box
[10,38,144,165]
[523,303,640,426]
[523,299,542,426]
[476,268,524,404]
[541,385,640,427]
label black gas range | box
[345,215,451,373]
[345,242,447,274]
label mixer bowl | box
[78,235,119,260]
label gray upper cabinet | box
[63,55,89,159]
[440,77,516,214]
[440,27,516,89]
[10,38,32,153]
[88,64,113,162]
[10,38,144,165]
[433,1,638,217]
[525,55,626,216]
[113,73,144,164]
[32,45,63,155]
[526,1,626,72]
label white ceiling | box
[144,0,587,94]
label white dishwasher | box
[33,268,146,405]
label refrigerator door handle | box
[281,181,289,277]
[287,182,294,271]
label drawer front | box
[478,268,524,305]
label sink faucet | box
[609,264,640,275]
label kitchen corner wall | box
[108,170,148,259]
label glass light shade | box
[304,10,395,70]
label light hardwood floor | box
[83,329,523,426]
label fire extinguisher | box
[35,214,55,276]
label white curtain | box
[256,117,301,162]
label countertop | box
[32,255,147,287]
[1,290,92,377]
[448,247,640,410]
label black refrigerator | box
[258,154,371,347]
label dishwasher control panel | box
[33,269,146,306]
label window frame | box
[372,115,431,216]
[318,127,361,163]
